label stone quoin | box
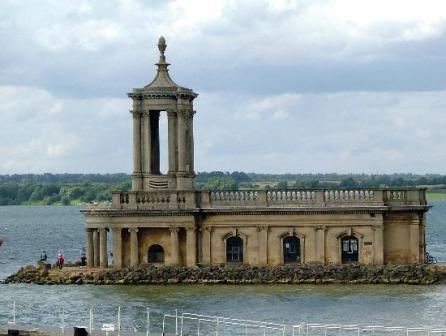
[82,37,430,269]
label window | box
[283,236,301,263]
[226,236,243,263]
[341,236,359,263]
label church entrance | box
[341,236,359,263]
[226,236,243,263]
[148,244,165,263]
[283,236,300,263]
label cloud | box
[0,1,445,174]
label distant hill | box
[0,172,445,205]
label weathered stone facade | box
[82,37,430,269]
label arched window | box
[148,244,165,263]
[226,236,243,263]
[283,236,301,263]
[341,236,359,264]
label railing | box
[2,303,446,336]
[83,188,426,211]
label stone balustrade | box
[86,188,426,210]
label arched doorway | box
[283,236,301,263]
[341,236,359,264]
[226,236,243,263]
[148,244,165,263]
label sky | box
[1,0,446,174]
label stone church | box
[82,37,430,268]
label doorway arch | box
[341,236,359,264]
[283,236,301,263]
[148,244,165,263]
[226,236,243,263]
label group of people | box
[39,248,87,269]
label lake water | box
[0,202,446,332]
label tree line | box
[0,172,444,205]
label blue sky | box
[1,0,446,174]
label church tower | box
[129,37,198,191]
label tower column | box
[86,229,94,268]
[132,111,142,190]
[168,111,178,173]
[129,228,139,267]
[169,227,180,265]
[177,112,187,172]
[141,111,152,176]
[112,228,123,268]
[93,229,99,267]
[188,113,195,172]
[99,228,108,268]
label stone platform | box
[4,264,446,285]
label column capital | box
[257,225,268,232]
[169,227,180,233]
[111,227,122,233]
[131,110,142,118]
[128,228,139,233]
[167,109,177,117]
[372,225,384,231]
[314,225,327,232]
[185,227,196,232]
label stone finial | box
[158,36,166,54]
[157,36,167,64]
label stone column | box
[373,225,384,265]
[186,227,197,266]
[315,226,326,264]
[93,229,99,267]
[99,228,108,268]
[150,112,160,174]
[129,228,139,267]
[202,227,212,264]
[257,226,268,265]
[141,112,151,175]
[169,227,180,265]
[188,114,194,172]
[410,221,420,263]
[132,111,142,190]
[177,112,186,172]
[86,229,94,268]
[112,228,122,268]
[167,111,178,174]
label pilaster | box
[86,229,94,268]
[315,226,326,264]
[186,227,197,266]
[257,226,268,265]
[169,227,180,265]
[373,225,384,265]
[129,228,139,267]
[112,228,123,268]
[92,229,99,267]
[99,228,108,268]
[202,227,212,264]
